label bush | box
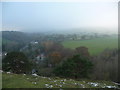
[53,55,93,79]
[2,52,33,74]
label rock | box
[7,72,11,74]
[32,73,38,76]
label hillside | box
[2,31,31,43]
[2,72,118,88]
[2,31,32,52]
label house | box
[30,41,38,44]
[36,53,45,61]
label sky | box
[1,1,118,33]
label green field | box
[62,36,118,55]
[2,72,118,88]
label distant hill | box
[2,31,32,52]
[2,31,31,43]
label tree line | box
[2,41,118,82]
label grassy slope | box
[0,38,16,47]
[62,36,118,55]
[2,38,16,45]
[2,73,118,88]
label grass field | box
[2,72,118,88]
[62,36,118,55]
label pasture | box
[62,36,118,55]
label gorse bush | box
[53,55,93,79]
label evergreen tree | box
[53,55,93,78]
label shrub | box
[2,52,33,74]
[53,55,93,79]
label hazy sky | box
[2,2,118,32]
